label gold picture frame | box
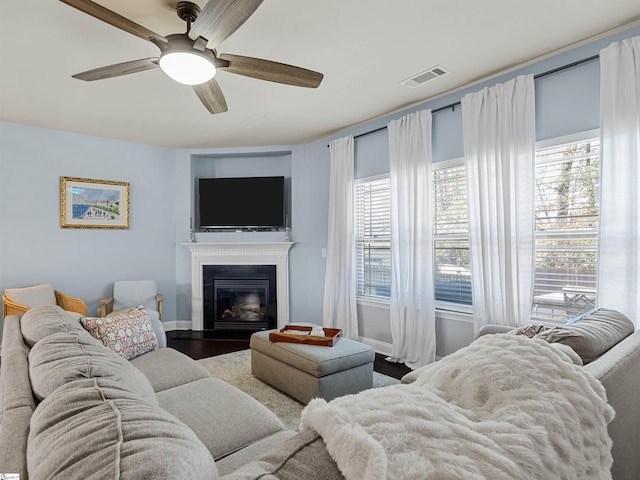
[60,176,129,229]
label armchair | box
[99,280,164,322]
[3,283,88,317]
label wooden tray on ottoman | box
[269,325,342,347]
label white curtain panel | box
[387,110,436,369]
[322,136,359,339]
[598,36,640,327]
[462,75,536,332]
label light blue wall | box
[355,128,389,179]
[0,122,176,325]
[535,59,600,141]
[288,142,331,323]
[351,55,601,173]
[173,144,330,325]
[172,146,297,322]
[293,24,640,354]
[2,24,639,353]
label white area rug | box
[197,349,400,430]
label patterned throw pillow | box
[81,306,159,359]
[508,324,551,338]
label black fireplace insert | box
[203,264,277,332]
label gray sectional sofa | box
[0,304,294,479]
[225,309,640,480]
[2,304,640,479]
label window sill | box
[356,297,473,316]
[357,296,390,309]
[435,302,473,316]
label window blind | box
[433,163,472,305]
[532,138,600,321]
[355,177,391,298]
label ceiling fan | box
[60,0,324,113]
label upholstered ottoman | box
[250,329,375,404]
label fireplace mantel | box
[183,242,293,330]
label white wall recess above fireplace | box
[182,242,293,330]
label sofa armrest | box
[401,363,433,384]
[2,293,29,317]
[98,297,114,317]
[584,329,640,480]
[476,324,514,338]
[55,291,88,316]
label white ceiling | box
[2,0,640,149]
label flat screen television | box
[198,176,286,229]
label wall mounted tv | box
[198,176,286,229]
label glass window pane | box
[532,138,600,322]
[355,177,391,299]
[433,162,471,305]
[434,238,472,305]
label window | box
[532,134,600,322]
[355,175,391,299]
[433,160,472,306]
[355,163,472,308]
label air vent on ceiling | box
[401,65,448,87]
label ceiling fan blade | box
[72,58,159,81]
[188,0,263,48]
[193,78,229,114]
[218,54,323,88]
[59,0,167,42]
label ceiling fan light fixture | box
[159,51,216,85]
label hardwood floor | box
[166,330,412,380]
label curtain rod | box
[327,54,600,147]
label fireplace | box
[203,265,276,331]
[183,242,293,331]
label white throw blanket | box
[300,334,614,480]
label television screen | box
[198,176,285,229]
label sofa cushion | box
[29,331,158,405]
[548,342,583,366]
[220,429,343,480]
[535,308,635,363]
[156,378,286,461]
[4,283,56,308]
[215,430,297,477]
[81,306,158,360]
[27,378,218,480]
[130,348,211,392]
[20,304,88,346]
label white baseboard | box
[163,320,193,331]
[358,336,443,363]
[358,336,393,357]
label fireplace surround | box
[183,242,293,331]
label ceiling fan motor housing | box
[176,1,201,23]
